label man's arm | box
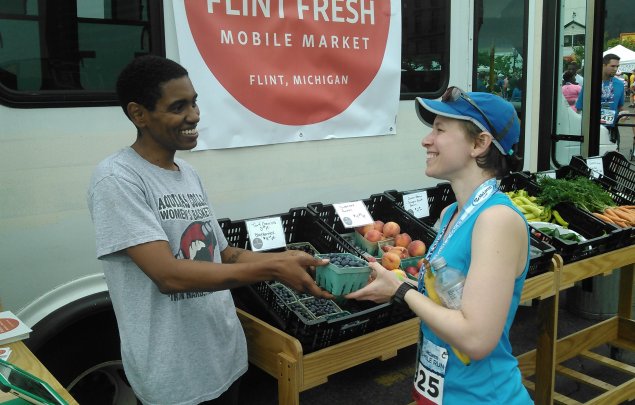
[126,241,332,298]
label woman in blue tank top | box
[347,88,533,404]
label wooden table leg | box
[617,263,634,319]
[533,293,558,405]
[533,255,561,405]
[277,352,300,405]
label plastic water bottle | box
[430,257,465,309]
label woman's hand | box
[345,262,403,303]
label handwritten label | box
[403,191,429,219]
[333,201,373,228]
[246,216,286,251]
[586,157,604,179]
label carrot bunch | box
[593,206,635,228]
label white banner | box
[172,0,401,150]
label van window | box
[400,0,450,98]
[0,0,164,107]
[0,0,446,106]
[472,0,527,153]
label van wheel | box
[33,309,139,404]
[68,360,138,404]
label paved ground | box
[237,290,635,404]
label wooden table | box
[238,257,561,405]
[0,339,78,404]
[518,244,635,405]
[550,244,635,405]
[238,308,419,405]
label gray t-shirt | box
[87,147,247,404]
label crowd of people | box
[476,71,523,103]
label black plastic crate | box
[384,182,456,229]
[221,207,415,353]
[563,155,635,205]
[218,207,359,254]
[550,163,635,245]
[235,281,411,353]
[528,236,556,278]
[307,193,438,259]
[603,151,635,193]
[386,179,554,278]
[499,173,626,263]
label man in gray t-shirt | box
[87,55,331,405]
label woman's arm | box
[347,204,527,360]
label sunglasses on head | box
[441,86,500,141]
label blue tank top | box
[419,192,533,404]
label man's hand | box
[275,252,334,299]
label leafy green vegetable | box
[536,176,615,213]
[536,226,583,243]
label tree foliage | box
[605,37,635,52]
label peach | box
[356,223,374,235]
[382,221,401,237]
[373,220,385,232]
[416,257,429,272]
[381,251,401,270]
[407,240,427,257]
[404,266,419,278]
[388,246,409,259]
[364,229,383,242]
[391,269,407,281]
[394,232,412,248]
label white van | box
[0,0,610,401]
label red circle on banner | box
[0,318,18,333]
[185,0,391,125]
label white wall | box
[0,1,470,320]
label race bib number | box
[601,108,615,125]
[413,339,447,404]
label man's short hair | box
[116,55,189,119]
[602,53,620,65]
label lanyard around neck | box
[417,178,499,293]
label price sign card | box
[536,170,556,179]
[245,217,286,251]
[586,157,604,179]
[333,201,373,229]
[403,191,430,219]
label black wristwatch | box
[392,282,416,306]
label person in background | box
[629,69,635,108]
[630,70,635,149]
[347,88,532,404]
[87,55,331,405]
[509,77,523,102]
[476,71,488,92]
[564,61,584,86]
[496,73,508,99]
[615,70,628,94]
[562,70,582,111]
[576,53,625,144]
